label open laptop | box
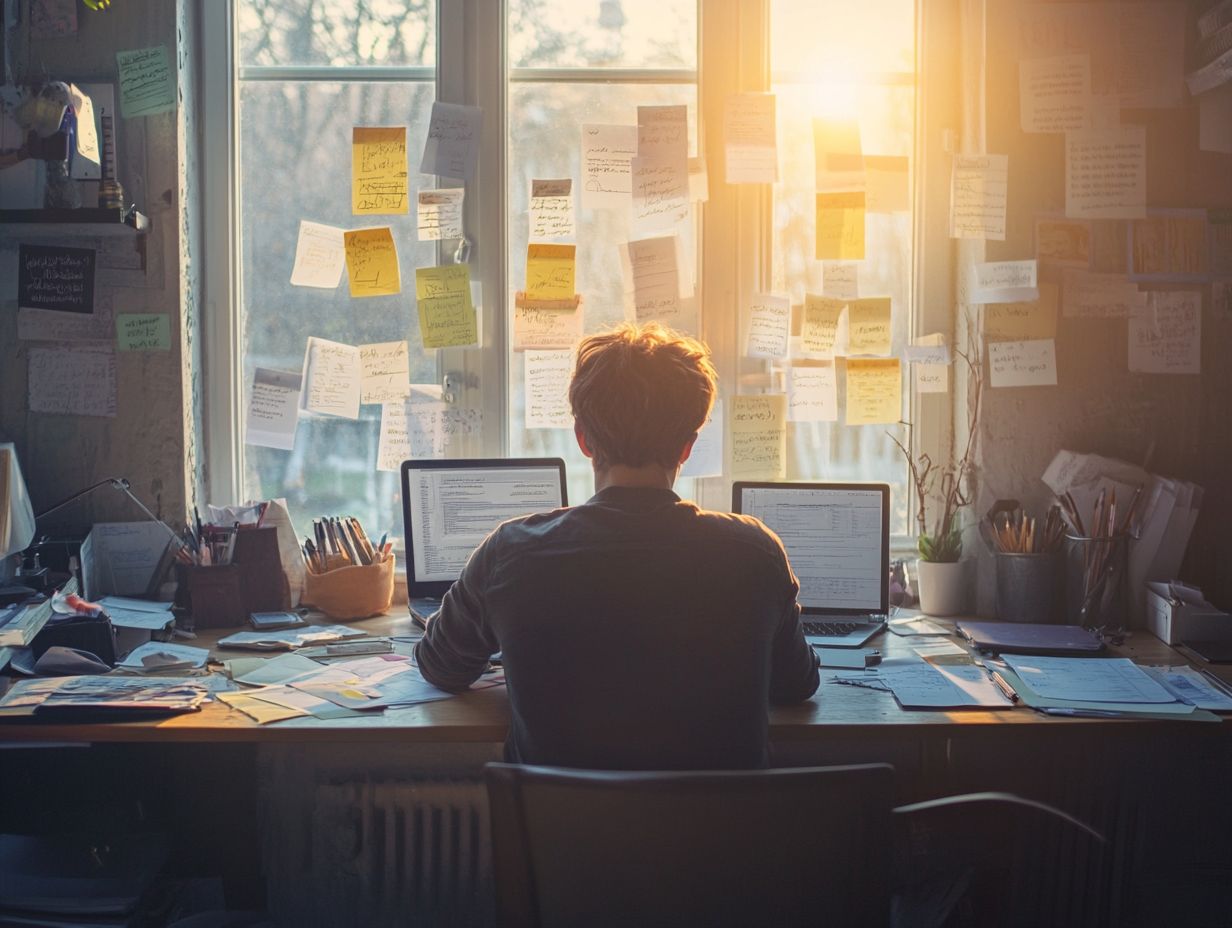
[400,458,568,626]
[733,481,891,648]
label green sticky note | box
[116,46,176,118]
[116,313,170,351]
[415,264,478,349]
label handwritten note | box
[525,244,576,300]
[581,124,637,208]
[420,102,482,179]
[343,227,400,297]
[633,105,690,233]
[1129,213,1209,278]
[378,387,482,471]
[529,179,575,239]
[415,264,478,349]
[1065,126,1146,219]
[988,339,1058,388]
[1128,291,1201,374]
[950,154,1008,240]
[621,235,683,325]
[246,368,302,451]
[289,221,345,288]
[513,302,584,351]
[301,338,361,419]
[801,294,844,356]
[971,260,1039,303]
[985,282,1060,339]
[845,358,901,425]
[816,192,865,260]
[813,119,864,191]
[1020,55,1092,133]
[724,93,777,184]
[525,350,574,429]
[116,313,170,351]
[1036,217,1091,266]
[865,156,910,213]
[729,395,787,479]
[679,399,723,478]
[28,346,117,417]
[745,293,791,359]
[1060,268,1144,317]
[822,263,859,300]
[18,244,95,313]
[359,341,411,404]
[637,104,688,160]
[116,46,175,118]
[788,365,838,422]
[417,189,464,241]
[907,333,949,395]
[352,127,408,215]
[846,298,892,356]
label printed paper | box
[246,368,302,451]
[745,293,791,359]
[359,341,411,404]
[343,227,400,297]
[989,339,1058,388]
[524,350,574,429]
[724,93,777,184]
[788,365,838,422]
[420,102,482,180]
[352,127,408,215]
[300,337,361,419]
[845,358,901,425]
[950,154,1008,240]
[416,189,464,241]
[1065,126,1146,220]
[416,264,478,349]
[290,220,346,288]
[729,395,787,479]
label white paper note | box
[580,124,637,209]
[1061,268,1145,318]
[1128,291,1201,375]
[633,105,689,233]
[300,337,361,419]
[289,220,346,288]
[950,154,1008,240]
[620,235,684,324]
[801,294,845,357]
[724,93,777,184]
[513,302,584,351]
[787,365,838,422]
[822,263,859,300]
[416,189,464,241]
[972,260,1039,304]
[679,399,723,478]
[1020,54,1092,133]
[28,346,116,417]
[1065,126,1146,220]
[529,179,575,240]
[729,395,787,479]
[377,386,482,472]
[359,341,411,404]
[245,368,302,451]
[915,364,949,394]
[988,339,1058,388]
[524,350,574,429]
[745,293,791,359]
[420,102,482,180]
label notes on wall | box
[971,260,1039,303]
[116,313,170,351]
[18,244,95,313]
[1128,211,1209,280]
[513,301,584,351]
[301,337,361,419]
[845,358,901,425]
[359,341,411,404]
[417,189,464,241]
[1060,268,1144,317]
[246,369,302,451]
[745,293,791,359]
[729,395,787,479]
[906,333,950,395]
[632,104,690,233]
[416,264,478,349]
[377,386,482,471]
[116,46,175,118]
[816,192,865,260]
[1065,126,1146,219]
[1128,291,1201,374]
[1036,217,1091,266]
[801,294,844,356]
[524,350,574,429]
[289,221,346,288]
[724,93,777,184]
[984,283,1060,340]
[788,365,838,422]
[420,102,482,179]
[950,154,1008,240]
[28,346,117,417]
[1020,55,1092,133]
[846,298,892,356]
[343,227,400,297]
[529,179,575,240]
[581,124,637,209]
[525,244,576,300]
[822,263,859,299]
[679,399,723,478]
[352,127,408,215]
[988,339,1058,388]
[620,235,685,326]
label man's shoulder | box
[689,507,791,560]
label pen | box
[377,533,388,560]
[988,669,1019,703]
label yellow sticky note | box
[816,192,865,260]
[415,264,478,348]
[845,358,902,425]
[525,244,576,300]
[846,297,892,356]
[984,281,1059,340]
[728,394,787,479]
[352,127,408,215]
[802,294,844,355]
[343,227,401,297]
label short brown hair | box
[568,323,718,470]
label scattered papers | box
[217,690,309,724]
[18,244,95,313]
[813,119,864,192]
[1128,291,1201,375]
[217,624,368,651]
[416,264,478,348]
[0,675,209,714]
[28,346,117,418]
[352,126,408,215]
[1020,55,1092,133]
[815,192,865,260]
[529,179,575,239]
[289,220,346,288]
[988,339,1058,388]
[724,93,777,184]
[343,227,401,297]
[246,368,302,451]
[117,641,208,673]
[1065,126,1146,220]
[841,661,1012,709]
[513,301,584,351]
[950,154,1008,240]
[745,293,791,358]
[116,46,176,118]
[229,652,323,687]
[98,597,174,632]
[417,189,464,241]
[301,338,361,419]
[846,298,892,356]
[984,283,1059,340]
[679,399,723,478]
[116,313,170,351]
[1002,655,1175,704]
[524,350,574,429]
[845,358,902,425]
[377,386,481,471]
[822,263,859,300]
[581,124,637,208]
[729,395,787,480]
[359,341,411,405]
[525,244,576,300]
[801,294,844,356]
[1060,268,1143,318]
[787,365,838,422]
[971,260,1038,304]
[420,102,482,179]
[911,640,968,659]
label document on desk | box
[116,641,208,673]
[217,624,368,651]
[98,597,174,631]
[841,661,1013,709]
[217,690,310,724]
[1002,655,1176,704]
[1145,666,1232,711]
[228,652,324,687]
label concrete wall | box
[0,0,201,536]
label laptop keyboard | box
[803,622,859,636]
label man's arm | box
[768,584,821,705]
[414,536,501,693]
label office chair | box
[485,762,895,928]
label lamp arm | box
[34,477,182,548]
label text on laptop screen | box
[407,466,565,583]
[739,487,884,611]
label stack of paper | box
[1000,655,1194,716]
[832,657,1013,709]
[0,675,211,716]
[217,624,369,651]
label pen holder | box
[1064,534,1129,631]
[995,552,1063,623]
[179,564,247,629]
[302,557,395,621]
[233,526,291,613]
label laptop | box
[400,458,568,626]
[733,481,891,648]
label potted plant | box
[890,329,984,616]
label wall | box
[0,0,201,536]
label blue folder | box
[956,621,1104,655]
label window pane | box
[238,81,437,541]
[510,0,696,70]
[771,0,913,76]
[238,0,436,68]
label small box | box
[1145,581,1232,646]
[181,564,246,629]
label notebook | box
[733,482,891,648]
[956,621,1104,655]
[401,458,568,625]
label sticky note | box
[985,282,1059,340]
[729,395,787,479]
[359,341,411,404]
[846,298,892,356]
[845,358,901,425]
[290,221,345,288]
[116,46,175,118]
[417,189,464,240]
[116,313,170,351]
[352,127,408,215]
[745,293,791,358]
[816,192,865,260]
[822,263,859,300]
[988,339,1059,387]
[864,156,910,212]
[513,302,584,351]
[971,260,1039,304]
[801,294,844,356]
[788,365,838,422]
[524,350,574,429]
[529,179,575,239]
[813,119,864,192]
[420,102,482,180]
[344,227,401,297]
[950,154,1007,240]
[525,244,576,300]
[415,264,478,349]
[246,369,302,451]
[300,337,361,419]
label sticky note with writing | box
[846,298,892,356]
[116,313,170,351]
[352,127,408,215]
[845,358,902,425]
[525,244,576,300]
[116,46,175,118]
[816,192,865,260]
[416,264,478,349]
[344,227,401,297]
[729,395,787,479]
[801,294,844,356]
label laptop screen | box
[732,482,890,615]
[400,458,567,598]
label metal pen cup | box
[1064,534,1129,631]
[995,551,1063,623]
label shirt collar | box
[588,485,682,511]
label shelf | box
[0,207,151,237]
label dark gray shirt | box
[414,485,820,770]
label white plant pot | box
[916,559,969,617]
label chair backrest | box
[485,762,895,928]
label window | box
[203,0,941,548]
